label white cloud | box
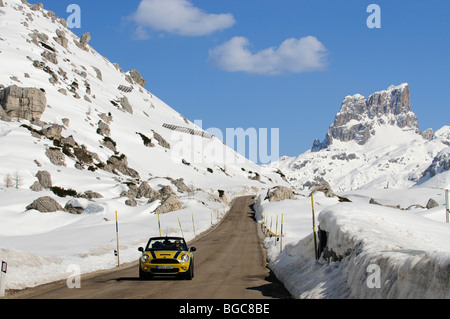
[132,0,236,36]
[209,36,328,75]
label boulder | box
[154,194,182,214]
[35,170,52,188]
[152,130,170,149]
[125,197,137,207]
[128,69,146,87]
[266,186,296,202]
[54,29,68,49]
[0,85,47,122]
[137,181,160,200]
[426,198,439,209]
[41,124,63,140]
[64,198,84,214]
[26,196,64,213]
[79,32,91,50]
[310,181,335,197]
[81,190,103,200]
[45,147,66,166]
[168,177,192,193]
[105,154,140,179]
[119,96,133,114]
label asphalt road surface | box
[12,196,291,299]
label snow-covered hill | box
[273,84,450,191]
[0,0,287,291]
[1,0,449,299]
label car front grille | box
[151,258,180,264]
[151,268,179,274]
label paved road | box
[13,196,291,299]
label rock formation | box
[0,85,47,122]
[312,84,425,150]
[26,196,64,213]
[265,186,296,202]
[128,69,146,87]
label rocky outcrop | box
[35,170,52,188]
[64,198,84,214]
[154,194,183,214]
[45,147,66,166]
[26,196,64,213]
[312,84,425,150]
[310,181,335,198]
[136,181,160,200]
[265,186,296,202]
[167,177,192,193]
[0,85,47,122]
[78,32,91,51]
[119,96,133,114]
[426,198,439,209]
[105,154,140,179]
[54,29,68,49]
[128,69,146,87]
[420,147,450,179]
[152,130,170,149]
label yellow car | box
[138,237,196,280]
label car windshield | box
[145,238,188,251]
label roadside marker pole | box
[157,212,162,236]
[280,214,284,252]
[311,193,319,260]
[275,215,279,243]
[269,216,273,237]
[445,189,449,223]
[115,211,120,267]
[192,213,196,236]
[178,217,184,238]
[0,261,6,297]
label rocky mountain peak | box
[312,83,426,151]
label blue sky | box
[44,0,450,161]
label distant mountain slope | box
[273,84,450,191]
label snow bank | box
[262,188,450,299]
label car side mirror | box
[138,247,144,252]
[190,247,196,252]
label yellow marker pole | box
[269,216,273,237]
[115,210,120,267]
[178,217,184,238]
[280,214,284,252]
[157,212,162,237]
[275,215,278,243]
[311,193,318,260]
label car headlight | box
[141,254,150,263]
[181,254,189,262]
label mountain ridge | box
[275,84,450,191]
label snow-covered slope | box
[0,0,288,291]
